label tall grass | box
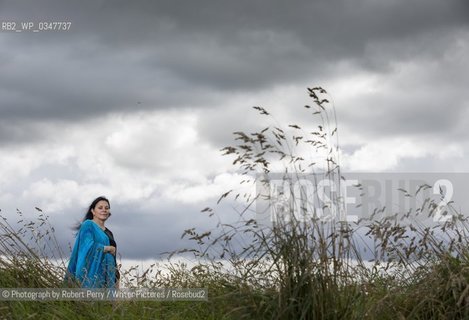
[0,208,65,288]
[0,210,236,319]
[175,87,469,319]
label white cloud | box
[22,179,80,212]
[343,138,464,171]
[1,109,238,215]
[344,139,427,171]
[162,172,254,204]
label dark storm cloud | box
[336,86,468,138]
[1,0,468,125]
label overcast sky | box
[0,0,468,264]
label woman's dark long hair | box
[73,196,111,230]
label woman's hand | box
[104,245,116,256]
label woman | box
[65,196,119,288]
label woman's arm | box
[104,245,116,256]
[75,221,107,286]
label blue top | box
[65,220,117,288]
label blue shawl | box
[65,220,117,288]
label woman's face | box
[91,200,110,222]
